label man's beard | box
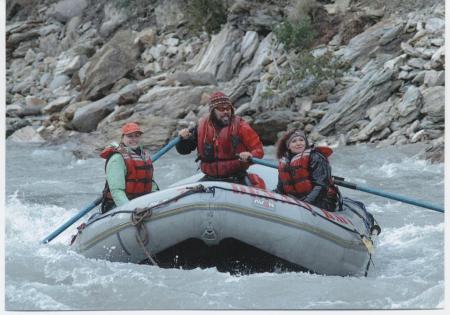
[212,111,231,127]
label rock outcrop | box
[5,0,444,162]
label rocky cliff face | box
[5,0,445,162]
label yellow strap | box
[361,236,374,254]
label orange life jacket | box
[197,116,250,177]
[100,144,153,204]
[278,146,336,199]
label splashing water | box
[5,142,444,310]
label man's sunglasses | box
[215,106,232,112]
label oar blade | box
[41,196,102,244]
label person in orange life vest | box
[176,91,266,188]
[274,129,340,211]
[99,122,156,213]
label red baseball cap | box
[121,122,142,135]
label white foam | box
[378,223,444,248]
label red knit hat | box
[121,122,142,135]
[208,91,233,111]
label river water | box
[4,141,445,311]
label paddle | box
[41,135,184,244]
[250,157,444,213]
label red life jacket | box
[278,146,336,199]
[100,144,153,204]
[197,116,250,177]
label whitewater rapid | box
[5,142,444,310]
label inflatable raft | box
[71,166,380,276]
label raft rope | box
[131,207,159,266]
[129,184,209,265]
[206,185,370,236]
[364,252,377,277]
[82,184,208,228]
[86,184,375,255]
[204,185,379,256]
[125,184,371,242]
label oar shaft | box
[250,157,444,213]
[41,196,103,244]
[251,157,277,168]
[334,179,444,213]
[152,128,194,162]
[151,136,181,162]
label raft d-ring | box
[202,228,217,241]
[371,224,381,236]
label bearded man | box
[176,91,265,188]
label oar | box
[151,136,183,162]
[250,157,444,213]
[41,196,103,244]
[331,177,444,213]
[41,136,183,244]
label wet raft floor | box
[142,238,307,275]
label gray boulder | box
[425,17,445,33]
[61,100,90,122]
[8,126,45,143]
[81,30,140,100]
[252,110,297,144]
[42,96,72,114]
[99,3,128,38]
[155,0,186,29]
[171,71,218,86]
[240,31,259,63]
[71,94,119,132]
[17,96,47,117]
[135,85,215,119]
[47,0,88,23]
[55,53,87,76]
[49,74,70,91]
[421,86,444,123]
[424,70,445,87]
[350,110,392,142]
[193,25,242,82]
[315,67,399,135]
[430,46,444,69]
[5,117,31,137]
[396,86,422,127]
[421,137,444,163]
[336,19,405,66]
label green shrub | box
[112,0,134,10]
[264,51,349,97]
[274,17,316,50]
[111,0,151,16]
[290,51,340,84]
[186,0,227,35]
